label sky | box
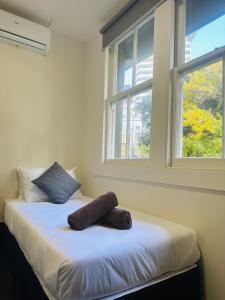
[189,14,225,60]
[122,12,225,89]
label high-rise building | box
[135,55,154,85]
[185,35,192,62]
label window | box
[117,34,134,92]
[101,0,225,189]
[174,0,225,165]
[106,17,154,160]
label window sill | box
[172,158,225,171]
[94,163,225,193]
[103,158,152,168]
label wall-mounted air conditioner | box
[0,9,51,55]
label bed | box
[2,197,201,300]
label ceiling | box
[0,0,128,42]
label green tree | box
[182,61,223,157]
[135,95,151,157]
[137,61,223,158]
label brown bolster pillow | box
[68,192,118,230]
[101,208,132,230]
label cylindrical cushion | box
[101,208,132,230]
[68,192,118,230]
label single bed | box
[3,197,200,300]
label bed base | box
[0,223,201,300]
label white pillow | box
[17,166,82,202]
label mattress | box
[4,198,200,300]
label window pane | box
[185,0,225,62]
[181,60,223,157]
[111,99,127,158]
[136,19,154,85]
[117,34,134,92]
[129,90,152,158]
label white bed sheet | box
[4,198,200,300]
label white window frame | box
[98,0,225,192]
[172,0,225,170]
[103,14,154,164]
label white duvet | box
[4,198,200,300]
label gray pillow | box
[32,162,81,204]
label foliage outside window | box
[175,0,225,160]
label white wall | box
[81,32,225,300]
[0,31,84,218]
